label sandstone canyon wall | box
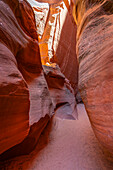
[1,0,113,164]
[27,0,78,93]
[0,0,53,160]
[0,0,78,160]
[73,0,113,160]
[27,0,78,119]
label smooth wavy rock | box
[28,0,78,93]
[0,0,53,160]
[73,0,113,160]
[43,65,77,120]
[27,0,78,120]
[0,0,78,160]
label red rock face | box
[0,0,53,159]
[44,65,77,120]
[0,0,30,155]
[55,3,78,93]
[74,0,113,159]
[28,0,78,119]
[0,0,78,160]
[28,0,78,93]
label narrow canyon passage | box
[1,0,113,169]
[1,104,113,170]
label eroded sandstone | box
[73,0,113,160]
[0,0,78,161]
[0,0,53,160]
[28,0,78,94]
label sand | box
[1,104,113,170]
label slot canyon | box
[0,0,113,169]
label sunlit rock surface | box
[27,0,78,119]
[0,0,78,160]
[28,0,78,93]
[73,0,113,160]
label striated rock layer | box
[74,0,113,160]
[0,0,53,160]
[27,0,78,118]
[28,0,78,94]
[43,65,77,120]
[0,0,78,160]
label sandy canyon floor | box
[1,104,113,170]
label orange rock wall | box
[0,0,53,158]
[27,0,78,119]
[0,0,78,159]
[28,0,78,93]
[74,0,113,159]
[0,0,30,154]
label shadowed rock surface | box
[73,0,113,160]
[0,0,78,160]
[1,105,113,170]
[2,0,113,167]
[27,0,78,117]
[43,65,77,120]
[0,0,54,159]
[28,0,78,94]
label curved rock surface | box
[1,104,113,170]
[0,0,30,155]
[73,0,113,159]
[0,0,78,160]
[0,0,53,160]
[28,0,78,93]
[43,65,77,120]
[27,0,78,118]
